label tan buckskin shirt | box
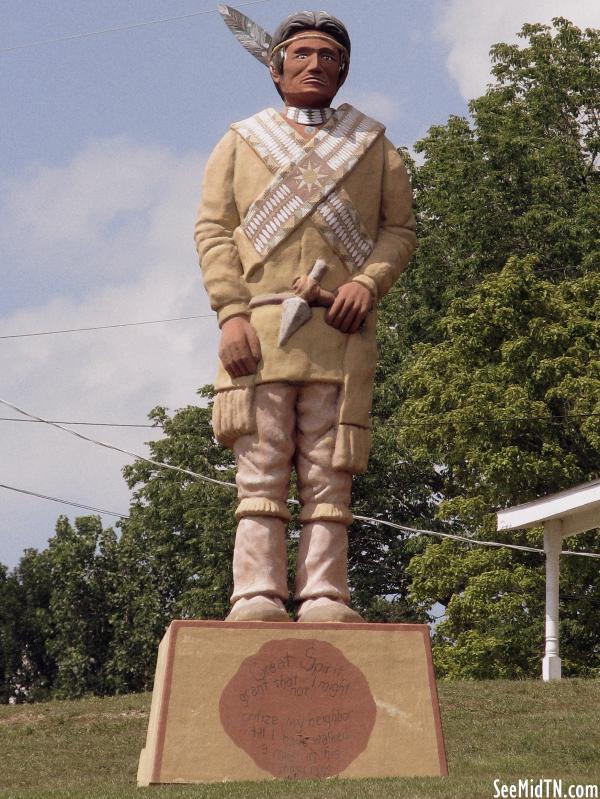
[195,106,416,394]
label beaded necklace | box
[285,106,334,134]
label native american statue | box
[194,7,416,622]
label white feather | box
[218,5,272,66]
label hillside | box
[1,679,599,799]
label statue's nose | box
[306,53,323,72]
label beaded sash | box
[231,104,384,273]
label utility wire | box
[0,417,157,429]
[3,321,600,429]
[1,394,599,435]
[0,314,215,340]
[0,482,128,519]
[3,405,600,432]
[3,408,600,430]
[0,0,273,55]
[2,309,599,431]
[1,321,599,432]
[353,515,600,560]
[3,403,599,432]
[2,396,600,560]
[353,515,541,554]
[396,410,600,428]
[0,397,233,491]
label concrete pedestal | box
[137,621,447,785]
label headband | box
[270,32,350,62]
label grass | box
[1,679,599,799]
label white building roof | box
[497,478,600,537]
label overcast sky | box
[1,0,598,569]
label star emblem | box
[295,160,326,191]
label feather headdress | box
[218,4,272,66]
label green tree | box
[401,261,600,676]
[2,548,56,702]
[42,516,118,698]
[386,16,600,677]
[393,17,599,352]
[1,518,119,703]
[354,17,598,637]
[0,565,20,702]
[103,397,238,693]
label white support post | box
[542,519,562,681]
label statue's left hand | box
[325,282,373,334]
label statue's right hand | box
[219,315,262,378]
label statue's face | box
[270,34,342,108]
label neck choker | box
[286,107,334,127]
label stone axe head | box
[278,259,327,346]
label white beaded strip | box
[285,106,334,126]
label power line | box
[354,516,600,560]
[3,404,600,433]
[2,320,599,431]
[0,482,128,519]
[2,395,600,560]
[395,410,600,428]
[0,394,598,437]
[0,417,157,429]
[354,515,542,554]
[0,397,234,491]
[0,314,215,340]
[0,0,273,55]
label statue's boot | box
[294,521,363,623]
[227,516,291,622]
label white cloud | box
[0,138,223,568]
[2,139,177,246]
[338,90,404,128]
[436,0,600,101]
[0,139,209,300]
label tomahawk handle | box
[314,288,335,307]
[309,259,327,283]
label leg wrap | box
[294,521,350,603]
[293,384,353,603]
[231,516,288,604]
[230,384,297,605]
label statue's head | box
[268,11,351,108]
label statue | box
[194,6,416,623]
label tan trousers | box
[231,382,352,605]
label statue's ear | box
[337,59,350,90]
[269,61,281,85]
